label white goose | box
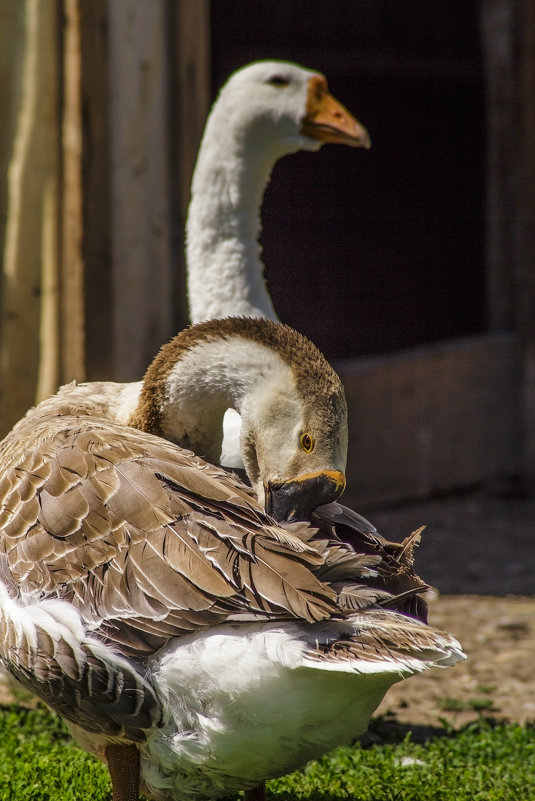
[185,60,370,466]
[0,318,464,801]
[186,60,370,324]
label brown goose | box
[0,318,464,801]
[21,317,348,521]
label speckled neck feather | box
[129,317,345,440]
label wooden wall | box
[0,0,211,440]
[481,0,535,489]
[80,0,210,382]
[0,0,62,436]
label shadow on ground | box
[364,488,534,595]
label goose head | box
[129,317,348,522]
[209,60,370,159]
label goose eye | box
[267,75,289,88]
[300,432,315,453]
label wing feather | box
[0,415,340,659]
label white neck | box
[184,59,367,327]
[186,135,282,324]
[186,72,328,323]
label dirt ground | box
[0,489,533,732]
[369,489,535,729]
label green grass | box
[0,704,533,801]
[0,705,110,800]
[436,696,497,713]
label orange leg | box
[104,743,140,801]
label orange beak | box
[301,75,371,149]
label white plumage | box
[132,620,460,800]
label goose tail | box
[301,611,465,677]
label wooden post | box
[108,0,174,381]
[481,0,535,488]
[515,1,535,486]
[0,0,60,436]
[61,0,85,383]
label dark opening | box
[210,0,485,360]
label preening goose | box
[186,60,370,325]
[0,333,463,801]
[23,317,348,521]
[185,60,370,466]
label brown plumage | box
[312,504,430,622]
[0,318,464,801]
[129,316,346,441]
[0,413,460,740]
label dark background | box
[210,1,485,361]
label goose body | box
[0,319,464,801]
[0,418,462,801]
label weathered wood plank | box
[108,0,174,380]
[80,0,113,380]
[169,0,211,328]
[481,0,535,489]
[516,1,535,486]
[0,0,60,437]
[337,333,517,508]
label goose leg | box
[244,782,266,801]
[104,743,140,801]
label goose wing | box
[0,415,338,653]
[0,414,460,741]
[0,414,342,738]
[311,502,430,622]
